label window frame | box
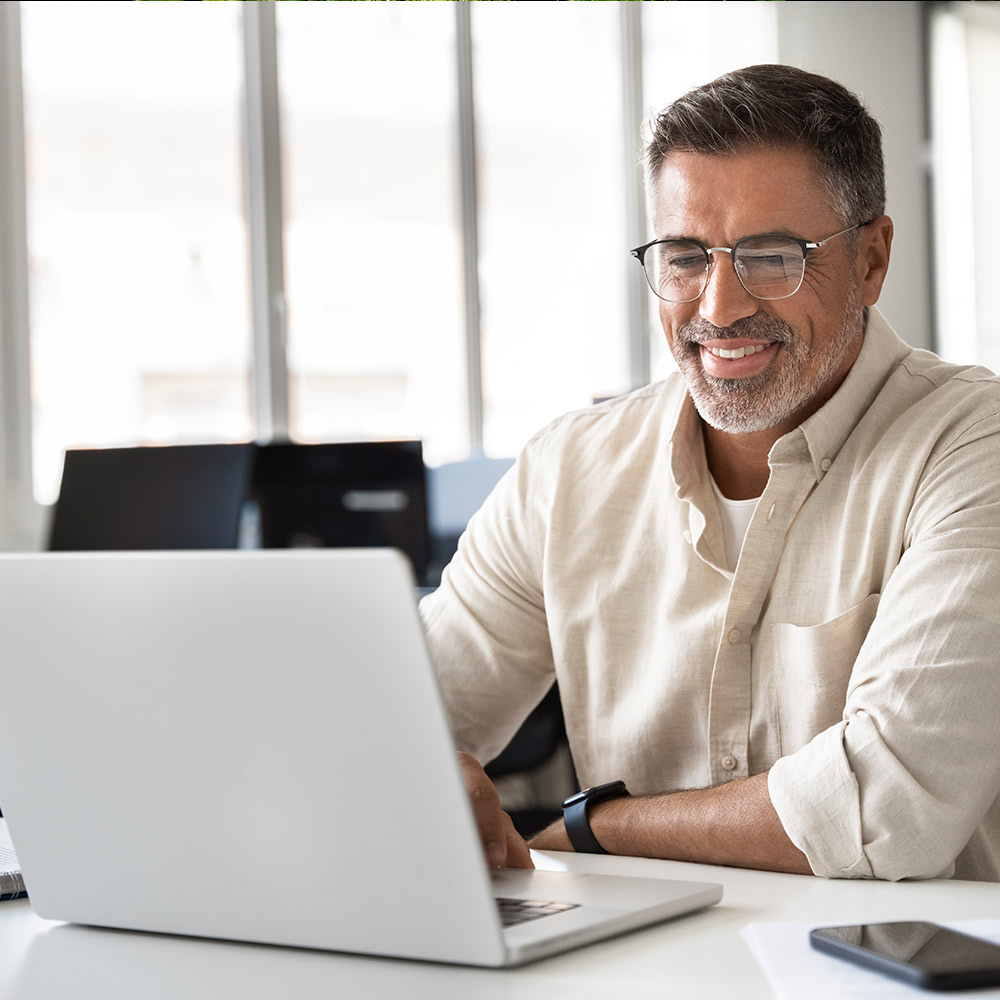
[2,4,929,550]
[0,3,650,547]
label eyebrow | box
[654,232,700,243]
[654,229,806,245]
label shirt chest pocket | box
[762,593,881,758]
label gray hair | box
[645,64,885,227]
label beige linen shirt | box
[420,309,1000,881]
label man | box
[420,65,1000,881]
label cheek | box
[658,303,673,339]
[658,302,687,342]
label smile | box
[705,343,770,360]
[695,339,780,381]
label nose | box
[698,250,759,328]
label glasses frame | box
[630,222,867,303]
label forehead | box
[651,147,836,239]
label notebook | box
[0,550,721,967]
[0,821,26,901]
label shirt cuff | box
[768,720,874,879]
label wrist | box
[562,781,630,854]
[527,819,572,852]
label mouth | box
[703,342,771,360]
[696,338,780,379]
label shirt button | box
[727,628,741,644]
[820,458,832,472]
[721,755,737,771]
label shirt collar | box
[787,306,911,479]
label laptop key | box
[496,898,580,927]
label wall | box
[777,1,931,350]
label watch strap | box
[562,781,629,854]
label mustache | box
[678,315,794,346]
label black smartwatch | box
[562,780,630,854]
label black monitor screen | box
[49,444,254,551]
[249,440,429,582]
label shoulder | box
[521,375,688,461]
[863,342,1000,532]
[886,348,1000,447]
[861,310,1000,444]
[489,377,691,512]
[898,346,999,396]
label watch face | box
[562,781,628,809]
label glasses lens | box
[733,236,805,299]
[644,241,708,303]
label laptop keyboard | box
[496,897,580,927]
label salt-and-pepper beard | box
[672,285,863,435]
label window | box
[3,2,843,549]
[21,1,251,504]
[276,5,467,467]
[472,4,631,455]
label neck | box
[703,423,778,500]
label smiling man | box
[420,65,1000,881]
[644,144,887,502]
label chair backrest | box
[426,456,515,538]
[425,456,514,585]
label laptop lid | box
[0,551,720,967]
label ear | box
[857,215,893,307]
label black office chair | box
[483,687,570,838]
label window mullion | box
[455,2,483,456]
[0,2,37,546]
[621,2,650,391]
[243,1,289,443]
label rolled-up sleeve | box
[770,412,1000,881]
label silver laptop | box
[0,550,721,967]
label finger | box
[500,811,535,870]
[457,752,509,867]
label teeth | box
[707,344,769,360]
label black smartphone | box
[810,921,1000,991]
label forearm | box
[530,772,812,875]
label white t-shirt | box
[709,477,760,571]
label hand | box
[457,751,534,870]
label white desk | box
[3,848,1000,1000]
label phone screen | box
[810,921,1000,990]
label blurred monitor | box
[48,440,430,583]
[49,444,253,551]
[248,441,429,584]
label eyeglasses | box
[629,223,864,303]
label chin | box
[691,393,795,435]
[679,358,801,434]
